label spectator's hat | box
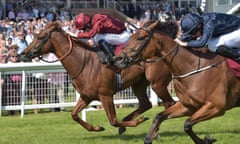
[7,37,13,41]
[10,44,18,49]
[9,44,19,52]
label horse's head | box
[20,21,64,62]
[114,20,179,69]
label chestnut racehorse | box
[20,21,175,134]
[114,21,240,144]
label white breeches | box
[207,28,240,52]
[93,30,131,45]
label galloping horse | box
[20,21,175,134]
[114,20,240,144]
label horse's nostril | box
[114,56,123,62]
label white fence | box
[0,62,148,119]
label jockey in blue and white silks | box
[175,13,240,63]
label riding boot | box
[98,40,114,65]
[216,45,240,63]
[92,46,108,64]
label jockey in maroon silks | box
[68,13,131,65]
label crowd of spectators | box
[0,1,72,115]
[0,1,203,64]
[0,1,72,64]
[120,0,202,23]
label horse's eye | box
[137,36,145,40]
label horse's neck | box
[164,45,215,77]
[53,40,84,76]
[60,45,101,79]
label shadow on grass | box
[82,132,147,140]
[81,129,240,141]
[82,131,186,141]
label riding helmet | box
[74,13,91,30]
[180,13,202,35]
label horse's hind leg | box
[119,79,152,135]
[71,96,105,132]
[144,102,191,144]
[184,101,224,144]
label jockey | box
[174,13,240,63]
[68,13,131,65]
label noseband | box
[33,32,51,56]
[122,28,153,65]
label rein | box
[36,30,86,79]
[39,34,73,63]
[58,35,73,61]
[124,27,153,64]
[144,44,179,63]
[59,34,86,80]
[136,28,153,55]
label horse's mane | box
[71,37,92,50]
[43,21,93,50]
[143,20,179,39]
[143,20,216,58]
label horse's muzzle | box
[113,55,129,69]
[19,53,33,62]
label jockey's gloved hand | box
[64,29,77,37]
[68,31,77,37]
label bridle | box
[32,27,86,79]
[120,28,153,66]
[33,28,73,63]
[121,27,179,66]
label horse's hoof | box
[144,137,152,144]
[96,126,105,131]
[138,116,149,123]
[204,135,217,144]
[118,127,126,135]
[143,116,149,121]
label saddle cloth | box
[227,59,240,77]
[114,44,125,55]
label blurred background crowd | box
[0,0,202,64]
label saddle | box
[95,40,125,66]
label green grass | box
[0,107,239,144]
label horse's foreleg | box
[144,102,191,144]
[119,81,152,135]
[151,81,176,109]
[184,101,224,144]
[71,97,105,132]
[100,95,148,128]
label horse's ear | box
[147,20,159,31]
